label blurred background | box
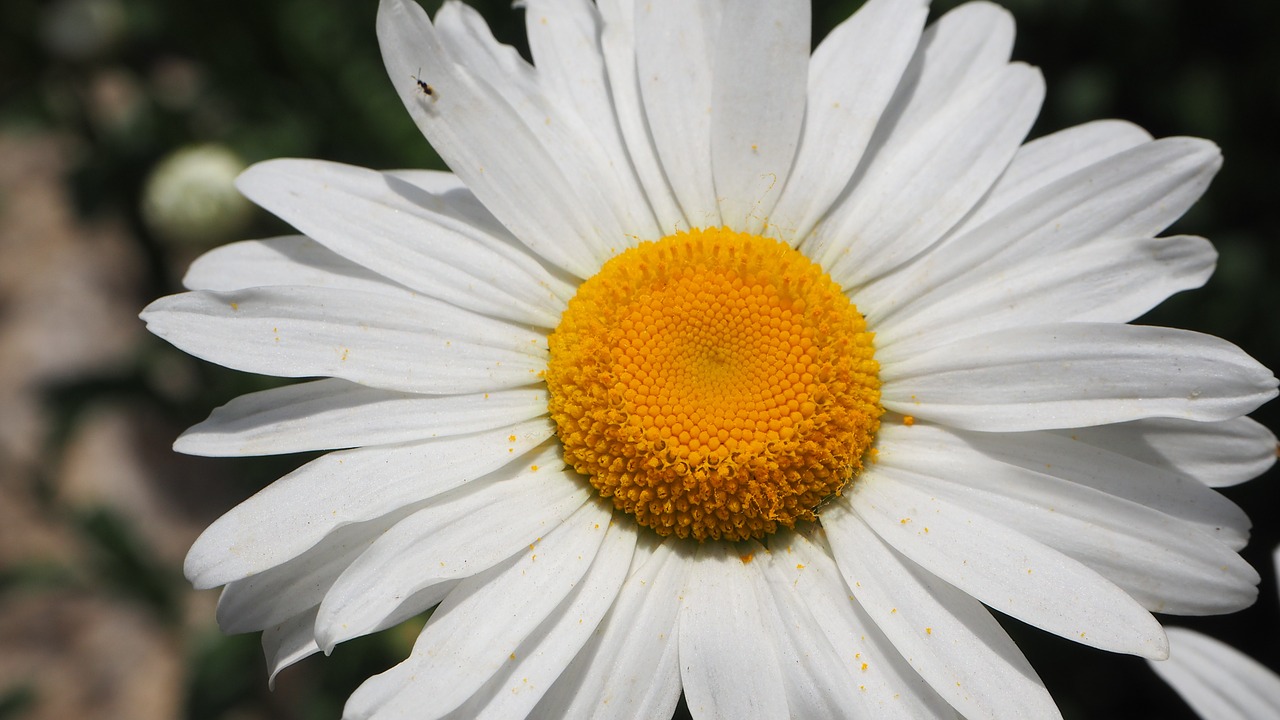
[0,0,1277,718]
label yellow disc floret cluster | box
[545,227,882,541]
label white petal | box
[821,510,1061,719]
[183,236,412,296]
[386,168,575,298]
[430,1,650,248]
[184,421,554,588]
[882,2,1016,141]
[377,0,614,277]
[1149,628,1280,720]
[813,63,1044,288]
[756,543,875,717]
[949,119,1153,237]
[386,168,544,236]
[261,607,321,689]
[521,0,612,156]
[218,526,459,648]
[1275,547,1280,596]
[863,137,1222,323]
[426,1,633,259]
[925,421,1251,549]
[533,536,686,720]
[772,529,958,719]
[768,0,928,243]
[876,423,1259,614]
[236,160,571,326]
[141,287,547,395]
[634,0,723,227]
[432,0,535,91]
[1065,416,1278,488]
[343,500,610,719]
[446,514,637,719]
[881,323,1278,431]
[175,379,546,456]
[845,473,1169,658]
[799,0,1017,270]
[679,541,789,720]
[887,419,1251,549]
[709,0,808,232]
[378,166,465,192]
[595,0,686,232]
[316,462,590,651]
[216,508,411,633]
[522,0,661,240]
[877,234,1217,357]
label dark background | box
[0,0,1276,718]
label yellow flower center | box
[545,227,882,541]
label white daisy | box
[142,0,1279,718]
[1147,548,1280,720]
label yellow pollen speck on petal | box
[545,227,882,541]
[926,627,933,635]
[531,465,539,472]
[740,552,754,564]
[860,662,868,671]
[229,302,239,311]
[508,435,517,442]
[796,563,805,569]
[902,415,915,426]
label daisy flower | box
[143,0,1279,717]
[1146,548,1280,720]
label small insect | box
[411,68,435,100]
